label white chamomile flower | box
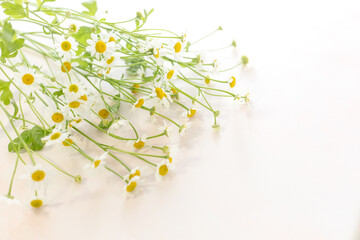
[107,119,127,134]
[212,59,221,75]
[29,196,45,209]
[148,39,165,66]
[149,83,172,109]
[65,92,89,117]
[86,152,108,170]
[159,120,174,137]
[129,134,148,150]
[92,100,111,120]
[124,176,140,194]
[172,37,187,61]
[86,31,116,59]
[42,128,69,146]
[155,159,175,182]
[60,136,75,147]
[179,122,191,136]
[228,76,236,88]
[131,97,146,112]
[56,58,79,81]
[195,51,208,71]
[0,195,21,206]
[15,66,42,95]
[55,35,78,58]
[124,166,152,182]
[103,30,119,44]
[27,164,47,184]
[181,106,197,118]
[46,106,70,127]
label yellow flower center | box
[174,42,182,53]
[155,87,166,99]
[158,164,168,176]
[62,138,73,146]
[187,109,196,118]
[229,76,236,88]
[80,94,87,101]
[93,160,101,168]
[31,170,46,181]
[61,61,72,73]
[61,40,72,51]
[171,88,177,94]
[68,84,79,93]
[52,112,64,123]
[135,98,144,108]
[30,199,43,208]
[106,56,115,65]
[167,70,174,80]
[50,132,61,140]
[129,170,140,180]
[106,67,111,74]
[69,101,80,108]
[154,48,160,58]
[205,76,211,84]
[109,36,116,42]
[132,84,140,93]
[126,181,137,192]
[134,140,145,149]
[98,109,110,119]
[22,73,34,85]
[95,40,107,53]
[169,157,173,163]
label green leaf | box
[71,26,92,46]
[36,0,56,9]
[8,126,50,152]
[0,79,13,105]
[14,0,23,6]
[0,22,25,62]
[82,0,97,16]
[1,2,27,19]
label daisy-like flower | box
[131,97,147,112]
[195,51,208,71]
[159,120,173,137]
[107,119,127,134]
[30,197,44,209]
[42,128,69,146]
[212,59,221,75]
[179,122,191,136]
[148,83,172,109]
[56,58,79,81]
[65,92,90,118]
[155,159,175,182]
[182,106,197,118]
[172,36,187,61]
[92,100,111,120]
[27,164,47,183]
[46,106,69,127]
[87,152,108,169]
[228,76,236,88]
[124,166,152,182]
[131,134,148,150]
[55,35,78,58]
[124,176,140,194]
[15,66,43,95]
[86,31,116,59]
[0,195,21,206]
[103,30,119,44]
[148,39,166,66]
[61,136,74,147]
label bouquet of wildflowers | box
[0,0,249,208]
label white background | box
[1,0,360,239]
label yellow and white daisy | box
[15,66,43,95]
[148,39,165,66]
[228,76,236,88]
[86,31,116,59]
[42,128,69,146]
[107,119,128,134]
[179,122,192,137]
[27,164,47,184]
[159,120,173,137]
[46,106,70,127]
[148,83,172,109]
[124,166,152,182]
[0,195,21,206]
[65,92,90,118]
[92,100,111,120]
[86,152,108,170]
[130,134,148,150]
[155,159,175,182]
[182,106,197,118]
[124,176,140,194]
[29,196,45,209]
[56,58,79,81]
[55,35,78,58]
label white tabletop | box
[1,0,360,239]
